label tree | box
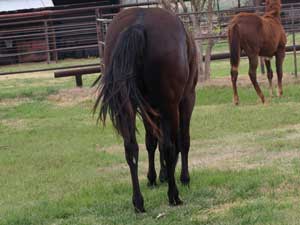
[161,0,218,81]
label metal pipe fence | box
[0,1,299,76]
[0,1,158,70]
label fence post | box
[96,9,104,61]
[291,5,298,77]
[49,20,58,63]
[44,20,51,64]
[75,74,83,87]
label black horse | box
[94,7,198,212]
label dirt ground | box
[202,73,300,87]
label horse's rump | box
[94,8,196,138]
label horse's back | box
[229,12,285,56]
[105,8,187,64]
[229,13,264,46]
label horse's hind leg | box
[158,141,168,183]
[265,59,274,97]
[276,48,285,97]
[144,121,168,185]
[161,105,182,205]
[124,117,145,212]
[179,92,196,185]
[144,122,158,187]
[248,55,265,104]
[231,66,239,105]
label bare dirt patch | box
[0,119,28,130]
[189,124,300,171]
[189,142,261,170]
[48,87,96,107]
[201,74,300,87]
[0,98,32,107]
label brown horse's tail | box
[93,24,160,139]
[229,24,240,68]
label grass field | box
[1,62,300,225]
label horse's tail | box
[93,24,160,138]
[229,24,240,68]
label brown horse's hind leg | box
[248,55,265,104]
[144,125,158,187]
[265,59,274,97]
[276,48,285,97]
[124,116,145,213]
[145,122,168,184]
[145,124,167,184]
[161,105,182,206]
[179,92,195,185]
[158,141,168,183]
[231,66,239,105]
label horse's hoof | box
[147,180,157,188]
[277,87,283,97]
[147,171,157,187]
[133,196,145,213]
[180,174,190,186]
[175,198,183,205]
[168,189,183,206]
[159,169,168,183]
[169,197,183,206]
[135,206,146,213]
[233,96,239,106]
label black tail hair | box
[229,24,240,68]
[93,24,160,138]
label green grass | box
[0,58,99,74]
[1,66,300,225]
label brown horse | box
[93,8,198,212]
[228,0,286,105]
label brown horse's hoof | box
[147,172,157,187]
[135,207,146,213]
[263,99,269,106]
[133,196,146,213]
[180,173,190,186]
[147,180,157,188]
[159,168,168,183]
[168,189,183,206]
[169,197,183,206]
[233,98,239,106]
[277,88,283,97]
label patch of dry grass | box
[47,87,96,107]
[0,98,32,107]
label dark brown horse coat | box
[94,8,198,212]
[228,0,286,105]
